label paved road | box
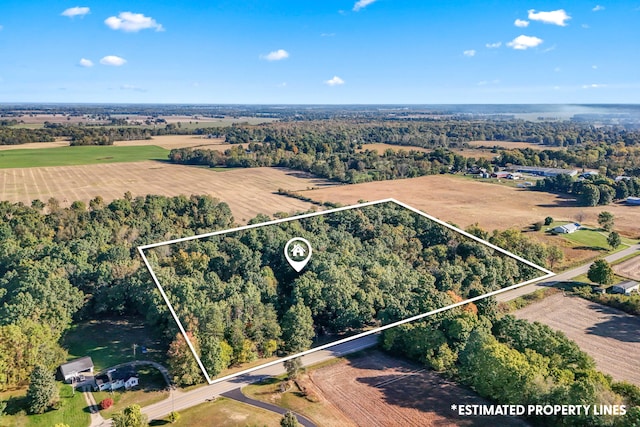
[221,388,317,427]
[141,334,379,422]
[496,244,640,302]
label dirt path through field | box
[516,294,640,385]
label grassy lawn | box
[148,397,282,426]
[570,272,628,286]
[0,145,168,168]
[93,367,168,418]
[0,384,90,427]
[62,317,166,372]
[550,227,637,254]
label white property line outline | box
[138,198,555,385]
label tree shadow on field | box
[585,304,640,343]
[535,194,580,208]
[345,352,529,426]
[354,371,529,427]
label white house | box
[94,370,139,391]
[552,223,580,234]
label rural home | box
[610,280,639,295]
[551,223,580,234]
[94,370,139,391]
[58,356,94,383]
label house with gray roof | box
[58,356,94,383]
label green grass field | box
[149,397,282,426]
[0,145,169,168]
[0,384,90,427]
[62,318,166,372]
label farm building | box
[610,281,639,295]
[626,197,640,206]
[58,356,94,383]
[94,369,139,391]
[512,166,578,177]
[552,223,581,234]
[491,171,510,179]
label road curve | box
[141,334,379,422]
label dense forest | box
[0,193,637,425]
[144,202,548,382]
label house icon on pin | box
[291,243,306,258]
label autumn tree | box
[283,357,304,380]
[167,332,202,386]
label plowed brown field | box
[0,162,334,222]
[516,294,640,385]
[302,174,640,237]
[310,351,528,427]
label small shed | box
[58,356,94,383]
[610,280,639,295]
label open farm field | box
[310,350,528,427]
[466,140,565,150]
[357,143,497,160]
[516,293,640,386]
[0,145,168,168]
[0,162,332,221]
[302,174,640,237]
[613,255,640,281]
[114,134,258,151]
[0,134,257,152]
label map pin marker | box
[284,237,312,272]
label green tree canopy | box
[26,366,58,415]
[588,259,614,286]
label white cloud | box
[485,42,502,48]
[100,55,127,66]
[321,33,336,37]
[592,65,598,69]
[463,50,476,57]
[260,49,289,61]
[592,5,605,11]
[61,7,90,18]
[507,35,544,50]
[478,79,500,86]
[514,19,529,27]
[120,84,145,92]
[277,82,287,87]
[353,0,376,12]
[79,58,94,67]
[325,76,345,86]
[105,12,164,32]
[582,83,605,89]
[528,9,571,26]
[554,67,562,72]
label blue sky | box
[0,0,638,103]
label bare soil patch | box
[311,350,528,427]
[516,293,640,385]
[613,255,640,281]
[0,162,334,222]
[302,174,640,237]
